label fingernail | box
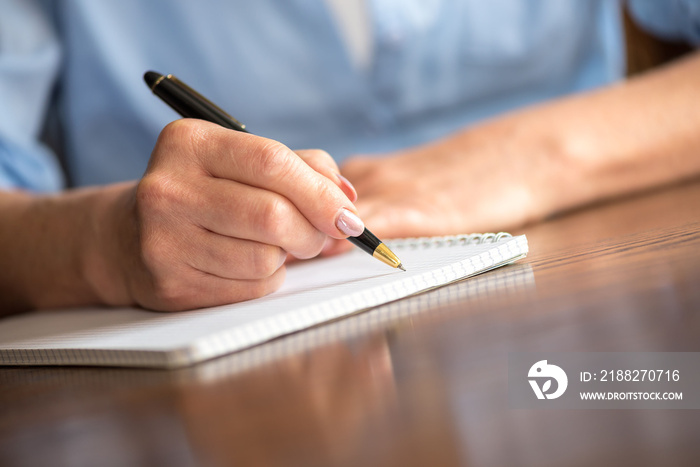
[336,173,358,202]
[336,208,365,237]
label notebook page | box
[0,235,527,367]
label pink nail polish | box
[336,208,365,237]
[336,173,358,202]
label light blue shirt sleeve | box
[0,0,64,191]
[628,0,700,45]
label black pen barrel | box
[145,71,248,132]
[347,229,381,255]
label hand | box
[88,119,361,311]
[338,51,700,241]
[338,118,562,240]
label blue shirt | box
[0,0,698,191]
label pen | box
[144,71,405,271]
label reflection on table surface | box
[1,180,700,467]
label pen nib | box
[398,264,406,272]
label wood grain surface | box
[1,179,700,467]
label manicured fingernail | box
[336,173,358,202]
[336,208,365,237]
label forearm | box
[342,50,700,238]
[0,183,134,315]
[507,50,700,218]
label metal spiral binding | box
[385,232,512,250]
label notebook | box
[0,233,528,369]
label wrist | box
[460,113,581,225]
[1,188,118,312]
[82,182,139,307]
[493,102,603,222]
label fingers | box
[295,149,357,202]
[186,177,328,259]
[142,266,287,312]
[191,267,286,309]
[133,201,289,310]
[187,122,361,238]
[184,229,288,281]
[294,149,340,178]
[355,194,448,238]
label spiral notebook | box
[0,233,528,369]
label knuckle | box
[137,248,190,311]
[159,119,204,145]
[256,196,291,238]
[254,140,295,182]
[248,267,286,298]
[304,149,339,174]
[300,232,328,259]
[304,148,333,163]
[150,275,188,311]
[315,149,338,168]
[313,149,333,160]
[312,175,336,203]
[154,119,209,165]
[136,174,183,214]
[249,244,283,278]
[138,229,173,277]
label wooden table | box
[2,180,699,467]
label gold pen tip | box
[372,243,405,270]
[398,264,406,272]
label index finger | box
[194,123,363,239]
